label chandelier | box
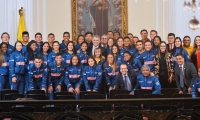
[184,0,200,30]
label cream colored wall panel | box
[46,0,71,42]
[128,0,157,39]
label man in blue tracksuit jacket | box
[28,57,47,91]
[191,68,200,98]
[48,53,66,100]
[134,64,161,94]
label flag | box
[17,7,26,42]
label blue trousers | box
[49,80,60,100]
[67,82,80,99]
[0,75,9,90]
[28,80,45,90]
[10,74,25,94]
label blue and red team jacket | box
[48,61,66,86]
[60,40,67,54]
[28,63,48,89]
[77,50,88,66]
[123,58,142,73]
[65,65,83,89]
[9,50,27,78]
[134,74,161,94]
[0,52,9,75]
[82,65,102,91]
[62,51,74,67]
[120,46,137,56]
[103,63,119,87]
[140,49,156,72]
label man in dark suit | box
[167,33,175,53]
[175,53,197,94]
[115,64,137,94]
[87,35,107,57]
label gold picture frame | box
[71,0,128,43]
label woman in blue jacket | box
[0,42,10,90]
[75,35,85,51]
[111,45,123,67]
[65,55,82,99]
[172,37,190,67]
[9,41,27,94]
[63,41,76,68]
[38,42,50,65]
[77,42,88,66]
[82,57,102,92]
[123,51,142,74]
[103,54,119,92]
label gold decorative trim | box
[122,0,128,37]
[71,0,128,42]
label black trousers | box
[159,71,177,88]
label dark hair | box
[70,55,80,66]
[22,31,29,36]
[63,32,70,37]
[183,36,191,41]
[176,53,184,58]
[152,36,162,49]
[111,44,120,55]
[136,40,143,44]
[27,40,37,60]
[34,56,43,61]
[87,56,97,66]
[113,31,121,36]
[55,53,62,57]
[123,51,133,64]
[77,35,85,44]
[40,42,50,54]
[193,36,200,52]
[0,42,8,49]
[85,31,93,37]
[133,36,139,39]
[35,32,42,38]
[127,33,133,36]
[144,40,152,45]
[168,33,175,38]
[120,63,128,69]
[117,37,124,41]
[48,33,55,37]
[123,36,130,40]
[66,41,76,54]
[172,37,183,55]
[107,31,113,34]
[150,30,158,35]
[14,41,23,49]
[80,41,88,47]
[140,29,148,34]
[52,41,60,51]
[1,32,10,39]
[107,38,114,47]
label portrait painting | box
[71,0,128,42]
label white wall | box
[0,0,200,45]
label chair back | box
[109,89,129,99]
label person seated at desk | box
[134,64,161,94]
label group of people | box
[0,29,200,99]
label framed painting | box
[71,0,128,42]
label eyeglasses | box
[102,38,107,39]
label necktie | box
[124,75,128,90]
[170,44,172,50]
[179,67,184,88]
